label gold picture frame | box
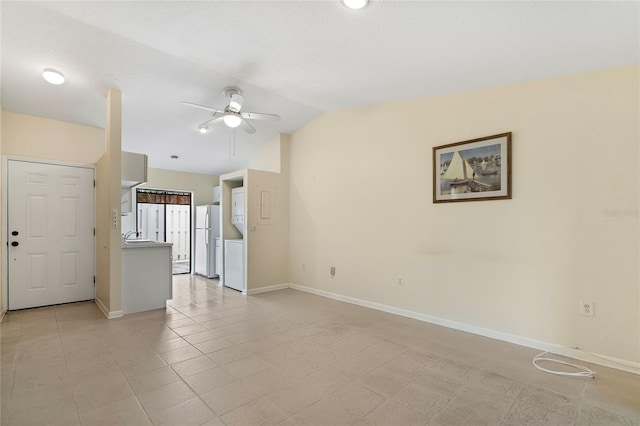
[433,132,512,203]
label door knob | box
[11,231,18,236]
[11,241,19,247]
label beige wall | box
[142,168,219,206]
[246,137,290,290]
[95,90,123,314]
[288,66,639,364]
[1,110,105,163]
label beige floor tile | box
[182,366,238,395]
[518,384,581,419]
[78,396,151,426]
[476,370,525,398]
[240,366,293,396]
[171,354,218,378]
[183,330,222,345]
[293,398,360,426]
[8,397,78,426]
[391,383,451,419]
[220,397,287,426]
[359,368,412,398]
[126,365,181,395]
[295,367,350,397]
[207,344,254,365]
[2,280,637,426]
[502,400,575,426]
[223,355,271,379]
[411,369,465,397]
[326,382,386,418]
[352,340,408,366]
[263,382,324,415]
[200,380,261,416]
[72,371,135,413]
[378,349,439,379]
[432,387,515,426]
[364,399,429,426]
[158,345,203,365]
[149,396,217,426]
[576,401,639,426]
[194,337,234,354]
[137,380,197,415]
[149,337,191,353]
[430,358,485,385]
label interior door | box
[7,160,95,310]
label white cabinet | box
[121,151,148,189]
[213,186,221,204]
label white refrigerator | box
[194,205,220,278]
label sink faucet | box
[122,231,139,242]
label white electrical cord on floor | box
[532,351,595,378]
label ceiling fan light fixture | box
[223,113,242,128]
[198,125,209,134]
[42,68,65,85]
[342,0,368,10]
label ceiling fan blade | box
[241,111,281,121]
[198,115,224,128]
[181,101,223,114]
[239,118,256,134]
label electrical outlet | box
[330,266,335,278]
[580,301,594,317]
[398,276,404,286]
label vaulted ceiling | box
[2,1,638,175]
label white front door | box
[7,160,95,310]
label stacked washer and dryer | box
[224,187,244,291]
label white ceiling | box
[2,1,638,175]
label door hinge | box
[93,228,96,236]
[93,276,96,286]
[93,180,96,188]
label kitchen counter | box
[121,240,173,249]
[121,242,173,314]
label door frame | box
[132,187,194,274]
[2,156,96,313]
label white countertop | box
[121,241,173,249]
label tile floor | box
[1,274,638,426]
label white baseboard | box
[246,283,291,295]
[94,297,124,319]
[290,284,640,375]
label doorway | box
[136,189,191,274]
[6,159,95,310]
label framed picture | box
[433,132,512,203]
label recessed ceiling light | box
[198,125,209,134]
[342,0,368,10]
[42,68,65,85]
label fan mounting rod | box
[223,87,241,98]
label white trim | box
[290,284,640,375]
[246,283,290,295]
[94,297,123,319]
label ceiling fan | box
[182,87,280,134]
